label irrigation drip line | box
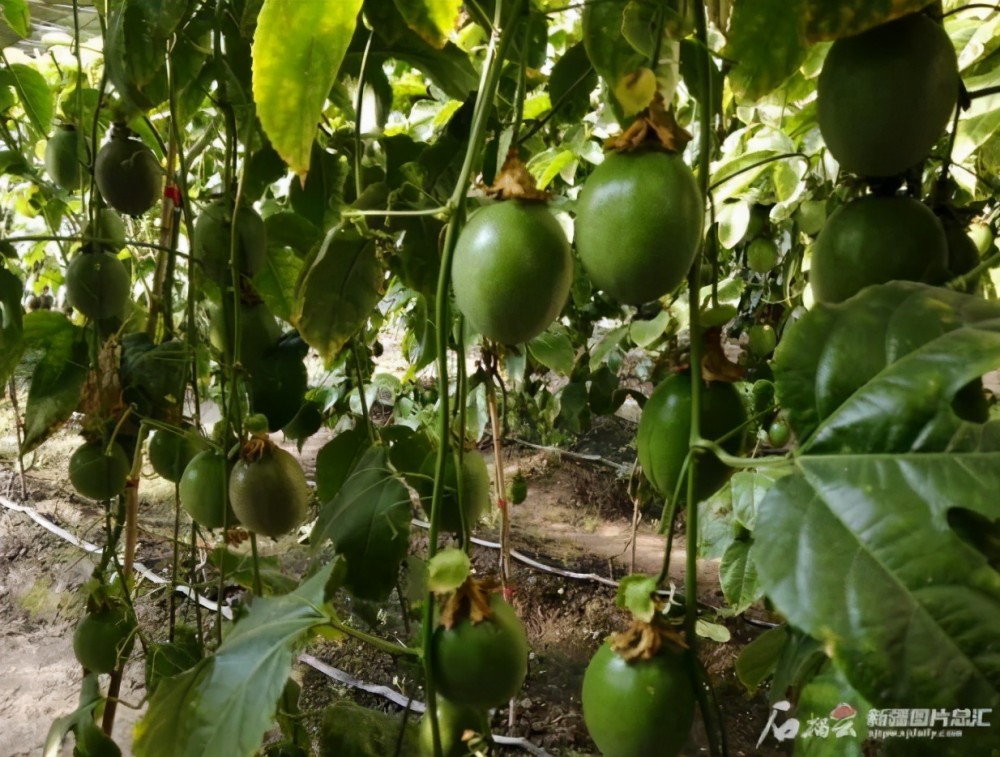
[0,493,557,756]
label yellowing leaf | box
[613,67,656,116]
[252,0,363,181]
[393,0,461,48]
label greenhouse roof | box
[0,1,100,51]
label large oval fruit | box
[419,696,490,757]
[575,151,703,304]
[229,445,310,537]
[817,13,959,177]
[73,607,136,674]
[94,130,162,216]
[432,594,529,708]
[810,195,948,304]
[65,250,131,320]
[45,124,89,191]
[582,641,695,757]
[179,450,236,529]
[192,201,267,284]
[942,221,981,294]
[208,300,282,366]
[636,373,746,504]
[452,201,572,345]
[148,427,209,483]
[85,208,127,253]
[247,344,309,432]
[69,441,130,500]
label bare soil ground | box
[1,406,782,756]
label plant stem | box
[122,423,149,580]
[325,619,421,657]
[250,534,263,597]
[7,378,27,498]
[170,481,181,641]
[422,3,523,754]
[353,339,376,444]
[354,30,375,200]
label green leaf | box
[629,309,671,348]
[264,211,323,257]
[253,246,303,323]
[426,548,470,593]
[0,0,29,37]
[695,619,731,643]
[292,226,383,365]
[288,145,348,230]
[0,266,24,387]
[954,66,1000,164]
[20,312,87,454]
[252,0,363,180]
[527,328,576,375]
[582,0,651,118]
[8,63,52,137]
[207,547,298,595]
[615,574,658,623]
[735,625,787,694]
[548,42,597,124]
[730,469,783,532]
[314,424,372,502]
[794,666,870,756]
[754,284,1000,740]
[43,674,103,757]
[311,446,412,601]
[133,564,334,757]
[722,0,808,102]
[392,0,461,48]
[803,0,930,42]
[719,539,761,614]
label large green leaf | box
[314,424,372,503]
[311,445,412,601]
[0,266,24,387]
[20,312,87,454]
[719,539,761,615]
[721,0,808,103]
[753,283,1000,746]
[252,0,363,180]
[803,0,931,41]
[8,63,52,136]
[581,0,653,118]
[775,283,1000,453]
[392,0,461,48]
[253,245,303,323]
[0,0,29,37]
[133,564,334,757]
[292,226,383,365]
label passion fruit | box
[582,641,695,757]
[179,449,236,529]
[432,593,529,708]
[69,441,130,500]
[85,208,127,253]
[229,443,310,538]
[65,249,131,320]
[73,607,136,674]
[418,696,490,757]
[94,128,162,216]
[148,426,209,483]
[45,124,89,191]
[810,195,948,304]
[451,200,573,345]
[192,201,267,284]
[575,151,703,304]
[817,13,959,177]
[636,373,746,504]
[208,299,282,366]
[942,220,981,294]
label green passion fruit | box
[73,607,136,674]
[747,237,779,274]
[810,195,948,304]
[192,201,267,284]
[65,250,131,320]
[419,697,490,757]
[942,221,981,294]
[574,151,703,304]
[85,208,127,253]
[179,449,236,529]
[45,124,89,191]
[148,427,209,483]
[94,130,162,216]
[817,13,959,177]
[582,641,696,757]
[432,593,529,708]
[636,373,746,504]
[69,441,130,500]
[229,443,310,538]
[451,200,572,345]
[208,300,282,366]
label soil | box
[0,401,784,757]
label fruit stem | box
[324,618,421,657]
[354,29,375,200]
[250,533,264,597]
[352,339,376,444]
[708,152,811,192]
[122,422,149,580]
[424,3,523,755]
[485,367,512,590]
[170,481,181,642]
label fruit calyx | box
[437,576,502,630]
[610,617,688,663]
[701,326,746,383]
[604,94,692,154]
[238,428,273,462]
[486,150,549,201]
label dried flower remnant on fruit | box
[438,576,501,630]
[486,150,549,201]
[604,94,693,154]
